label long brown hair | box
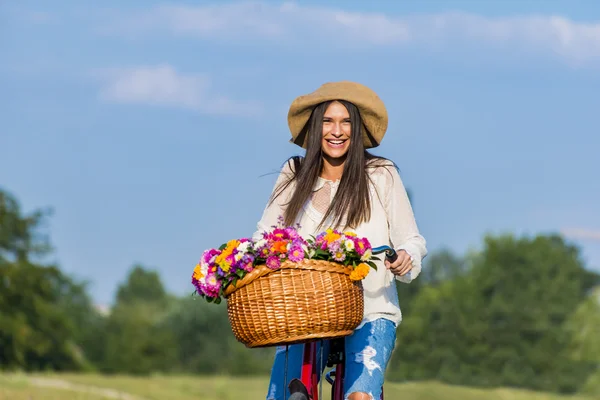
[270,100,395,230]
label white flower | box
[199,263,209,283]
[253,239,267,250]
[237,241,251,253]
[344,239,355,251]
[361,249,372,262]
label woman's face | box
[321,101,351,162]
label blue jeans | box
[266,318,397,400]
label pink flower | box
[226,254,236,266]
[353,237,371,256]
[288,244,304,262]
[242,261,253,272]
[266,256,281,270]
[332,251,346,262]
[202,248,220,265]
[200,272,220,298]
[328,239,341,253]
[285,227,300,240]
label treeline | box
[1,188,599,396]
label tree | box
[164,295,274,375]
[566,286,600,396]
[0,188,97,371]
[100,265,178,374]
[396,248,467,316]
[389,233,599,394]
[0,189,52,262]
[115,265,169,306]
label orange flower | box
[349,263,371,281]
[271,240,288,253]
[324,229,341,244]
[192,264,204,281]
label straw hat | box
[287,81,388,149]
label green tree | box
[389,233,599,394]
[566,286,600,396]
[396,248,467,316]
[100,265,178,374]
[0,188,97,371]
[0,189,52,262]
[164,295,274,375]
[115,265,169,306]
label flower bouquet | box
[191,218,379,347]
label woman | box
[254,81,427,400]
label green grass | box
[0,373,596,400]
[0,374,110,400]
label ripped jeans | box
[266,318,396,400]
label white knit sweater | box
[253,160,427,328]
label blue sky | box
[1,0,599,306]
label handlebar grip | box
[386,249,398,263]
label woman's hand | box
[385,249,413,277]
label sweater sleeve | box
[382,165,428,283]
[252,160,296,241]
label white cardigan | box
[253,159,427,328]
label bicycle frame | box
[288,245,396,400]
[301,341,320,399]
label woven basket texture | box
[224,259,364,348]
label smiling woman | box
[253,81,428,400]
[321,101,352,168]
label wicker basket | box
[223,259,364,348]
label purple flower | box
[328,240,341,253]
[332,250,346,262]
[242,261,253,272]
[288,244,304,262]
[241,253,255,265]
[285,227,300,240]
[202,248,220,265]
[200,273,220,298]
[266,256,281,270]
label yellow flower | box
[349,263,371,281]
[324,230,341,244]
[215,242,235,266]
[193,264,204,281]
[226,239,240,250]
[219,262,231,273]
[344,231,357,237]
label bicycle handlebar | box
[371,245,398,263]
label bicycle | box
[286,245,398,400]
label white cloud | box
[101,1,600,67]
[561,228,600,242]
[95,65,262,117]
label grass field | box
[0,373,596,400]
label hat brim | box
[287,81,388,149]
